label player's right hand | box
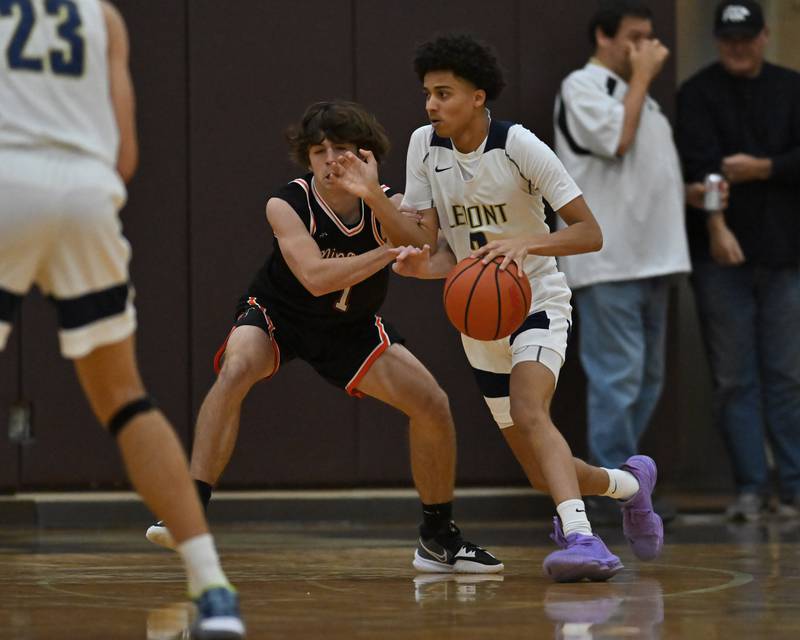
[392,244,432,278]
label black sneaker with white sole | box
[413,522,504,574]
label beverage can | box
[704,174,724,211]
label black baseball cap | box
[714,1,765,39]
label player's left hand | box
[329,149,379,198]
[722,154,771,184]
[470,237,530,273]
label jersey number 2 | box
[470,231,488,251]
[1,0,85,76]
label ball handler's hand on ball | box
[329,149,379,199]
[471,237,529,273]
[393,244,432,278]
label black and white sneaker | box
[413,522,504,574]
[146,520,176,550]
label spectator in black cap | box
[676,0,800,522]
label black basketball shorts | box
[213,296,404,397]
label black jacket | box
[677,61,800,267]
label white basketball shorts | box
[0,147,135,359]
[461,270,572,428]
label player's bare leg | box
[357,343,503,573]
[74,335,208,544]
[505,361,664,567]
[146,325,275,552]
[507,361,622,581]
[503,430,609,497]
[505,363,595,503]
[74,335,244,636]
[357,343,454,504]
[191,325,276,485]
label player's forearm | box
[304,245,394,296]
[528,221,603,256]
[363,185,437,248]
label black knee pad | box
[107,396,156,437]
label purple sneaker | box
[542,517,623,583]
[621,455,664,561]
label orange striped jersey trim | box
[291,178,316,235]
[371,184,392,245]
[311,177,365,236]
[345,315,391,397]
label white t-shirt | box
[0,0,119,167]
[554,61,690,289]
[402,119,582,283]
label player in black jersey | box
[146,101,502,574]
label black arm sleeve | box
[769,80,800,184]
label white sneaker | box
[725,493,765,522]
[146,521,176,550]
[775,498,800,520]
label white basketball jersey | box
[403,120,582,282]
[0,0,118,166]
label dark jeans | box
[692,261,800,499]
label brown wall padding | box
[5,0,728,492]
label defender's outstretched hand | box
[393,244,433,278]
[329,149,379,199]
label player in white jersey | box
[329,34,664,582]
[0,2,243,636]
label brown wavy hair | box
[286,101,391,167]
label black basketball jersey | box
[248,174,396,321]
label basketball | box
[443,256,532,341]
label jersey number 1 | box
[1,0,85,76]
[334,286,352,313]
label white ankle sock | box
[602,468,640,500]
[177,533,229,596]
[556,499,592,536]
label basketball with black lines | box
[443,257,532,341]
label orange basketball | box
[443,256,532,341]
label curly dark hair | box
[588,0,653,46]
[413,34,506,101]
[286,101,390,167]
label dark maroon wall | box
[3,0,714,493]
[2,0,190,489]
[0,329,19,490]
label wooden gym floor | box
[0,516,798,639]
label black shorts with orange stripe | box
[214,296,404,397]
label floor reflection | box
[2,518,798,639]
[545,578,663,639]
[413,573,505,604]
[146,602,192,640]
